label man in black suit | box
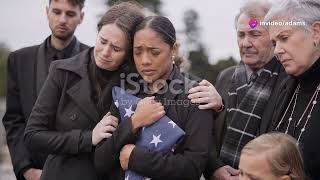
[2,0,88,179]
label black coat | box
[2,37,88,179]
[265,60,320,179]
[24,49,120,180]
[94,66,214,180]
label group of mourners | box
[2,0,320,180]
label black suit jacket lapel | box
[36,37,83,96]
[35,40,48,96]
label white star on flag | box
[112,86,185,180]
[125,174,129,180]
[168,121,176,128]
[150,134,163,147]
[124,105,134,118]
[114,100,119,108]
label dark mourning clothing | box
[95,66,214,180]
[24,48,123,180]
[45,36,80,67]
[36,36,86,95]
[219,58,282,168]
[203,58,286,179]
[270,59,320,180]
[2,36,88,179]
[88,51,115,118]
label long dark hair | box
[90,1,145,117]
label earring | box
[172,55,175,60]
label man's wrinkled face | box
[237,14,274,70]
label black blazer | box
[2,37,88,179]
[265,74,320,180]
[95,66,214,180]
[24,49,120,180]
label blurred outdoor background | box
[0,0,257,178]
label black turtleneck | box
[281,59,320,135]
[88,50,117,118]
[279,58,320,179]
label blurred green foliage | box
[0,43,9,97]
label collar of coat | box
[165,65,198,93]
[54,48,197,97]
[132,65,197,96]
[55,47,93,78]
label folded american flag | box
[112,86,185,180]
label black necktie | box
[53,52,64,60]
[248,72,258,86]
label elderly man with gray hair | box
[188,0,287,179]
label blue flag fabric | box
[112,86,185,180]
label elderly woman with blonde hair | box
[262,0,320,179]
[239,133,304,180]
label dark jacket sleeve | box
[203,68,235,179]
[94,104,140,175]
[203,113,226,180]
[2,52,34,179]
[24,62,92,155]
[128,106,213,180]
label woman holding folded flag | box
[95,16,214,180]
